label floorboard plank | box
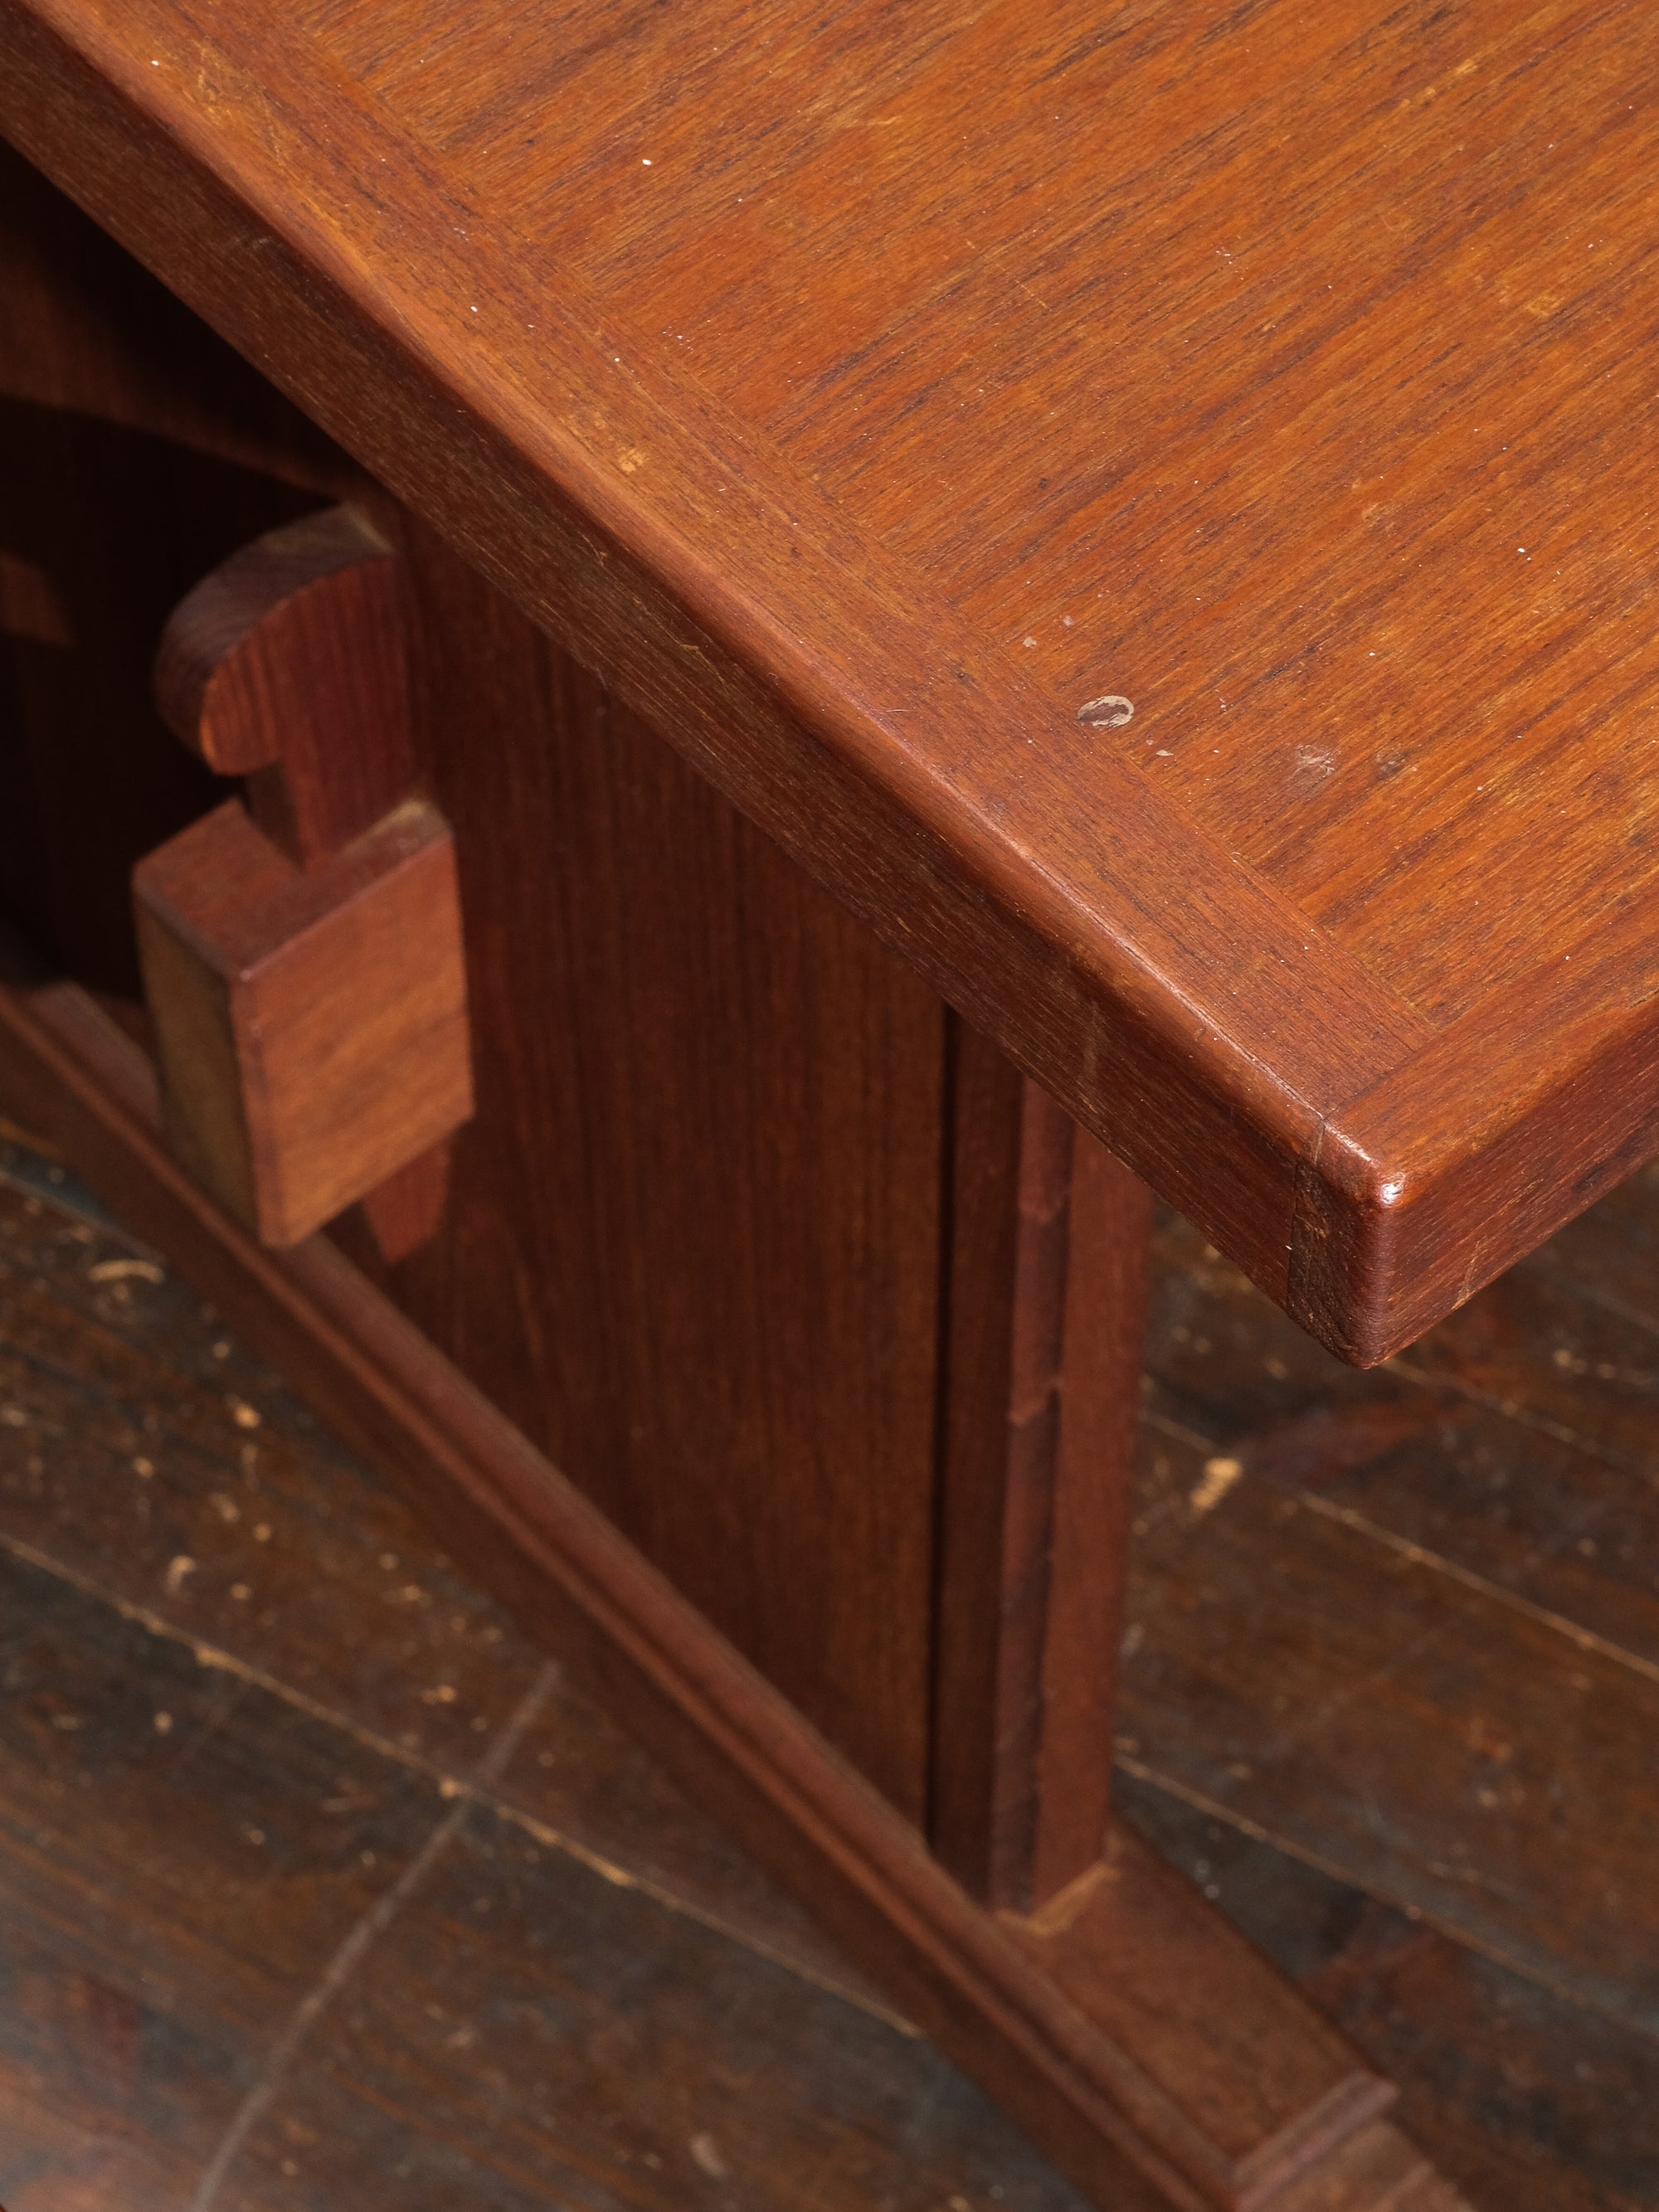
[1131,1204,1659,2040]
[1121,1777,1659,2212]
[0,1158,878,2018]
[233,1799,1084,2212]
[0,1545,452,2209]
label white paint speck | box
[1191,1458,1243,1513]
[690,2135,729,2180]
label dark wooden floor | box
[0,1122,1653,2211]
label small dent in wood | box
[1077,694,1133,728]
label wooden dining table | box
[2,2,1652,2205]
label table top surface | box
[5,0,1657,1359]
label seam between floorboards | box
[1142,1393,1659,1689]
[0,1524,915,2034]
[188,1663,557,2212]
[1525,1257,1659,1350]
[1125,1417,1659,2033]
[1113,1756,1659,2051]
[1291,1490,1659,1692]
[1386,1353,1659,1490]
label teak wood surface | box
[4,0,1653,1361]
[134,796,471,1247]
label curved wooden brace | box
[153,503,411,868]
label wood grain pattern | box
[1,163,947,1865]
[0,1149,885,2020]
[1130,1204,1659,2042]
[0,0,1414,1336]
[1126,1467,1659,2033]
[0,1523,1074,2212]
[0,1178,556,1782]
[342,516,951,1822]
[928,1033,1055,1902]
[1124,1774,1659,2212]
[1034,1130,1155,1900]
[2,134,1468,2194]
[153,503,411,867]
[0,1539,450,2206]
[0,975,1455,2212]
[134,798,471,1246]
[247,1788,1083,2212]
[929,1027,1153,1910]
[1291,901,1659,1359]
[1001,1828,1393,2212]
[142,497,465,1256]
[5,0,1657,1354]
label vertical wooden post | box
[930,1018,1154,1912]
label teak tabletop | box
[4,0,1654,1363]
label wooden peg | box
[140,507,470,1252]
[134,797,471,1248]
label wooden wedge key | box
[134,508,470,1256]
